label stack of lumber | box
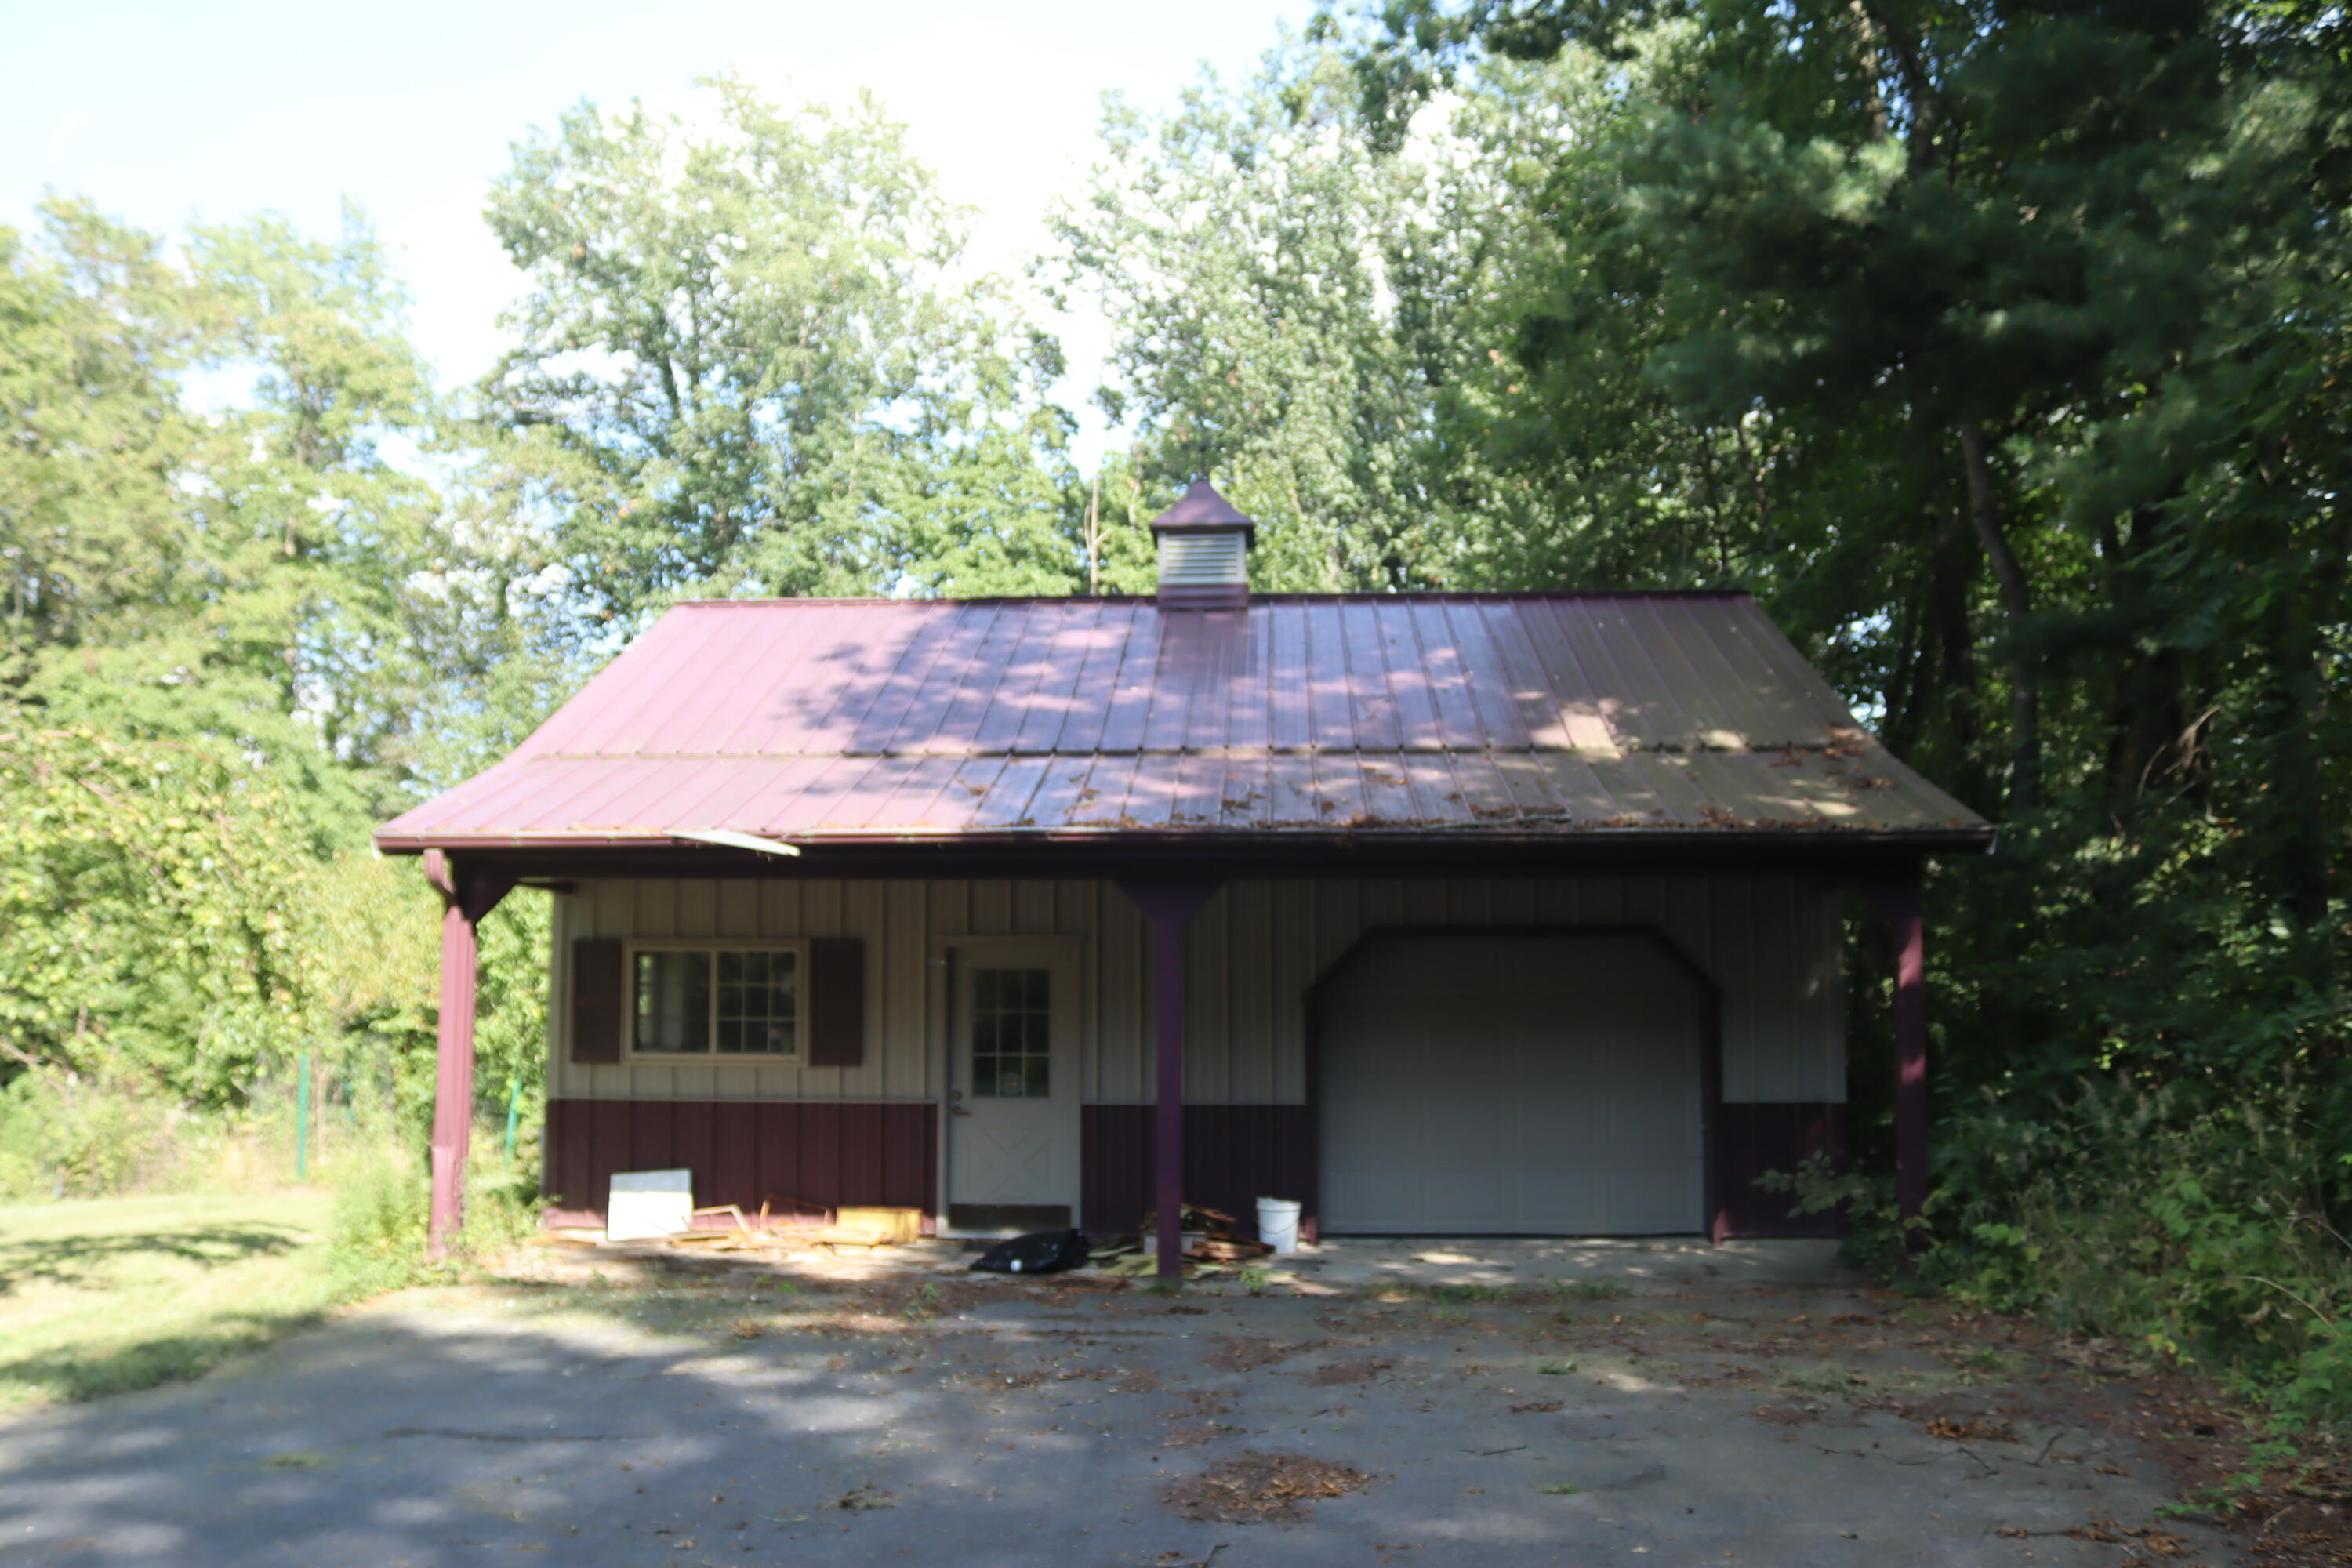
[801,1206,922,1250]
[662,1204,761,1251]
[636,1202,924,1254]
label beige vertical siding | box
[544,873,1844,1106]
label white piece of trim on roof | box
[670,829,802,858]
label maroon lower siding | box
[543,1099,936,1229]
[1082,1104,1316,1241]
[543,1094,1833,1240]
[1712,1102,1846,1237]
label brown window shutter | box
[806,938,865,1067]
[571,938,624,1064]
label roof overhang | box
[372,592,1997,862]
[374,824,1992,884]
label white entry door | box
[946,941,1080,1232]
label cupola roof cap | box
[1149,479,1256,544]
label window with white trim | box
[629,942,803,1057]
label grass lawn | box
[0,1189,341,1414]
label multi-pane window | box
[971,967,1051,1097]
[632,946,798,1056]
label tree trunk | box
[1882,570,1923,761]
[1958,423,2041,811]
[2107,645,2190,800]
[2267,598,2330,930]
[2100,510,2195,805]
[1926,499,1987,805]
[1857,3,1944,176]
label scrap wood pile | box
[681,1204,922,1252]
[543,1203,925,1254]
[1094,1203,1274,1279]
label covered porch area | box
[413,844,1940,1285]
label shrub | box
[459,1141,543,1256]
[1776,1079,2352,1430]
[0,1068,176,1198]
[326,1133,543,1294]
[326,1151,432,1296]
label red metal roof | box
[376,593,1990,851]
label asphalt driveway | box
[0,1247,2238,1566]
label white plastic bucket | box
[1255,1196,1302,1255]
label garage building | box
[376,481,1990,1280]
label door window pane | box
[633,949,710,1053]
[971,966,1051,1097]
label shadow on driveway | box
[0,1264,2239,1566]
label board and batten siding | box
[546,874,1842,1108]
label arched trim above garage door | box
[1302,926,1726,1243]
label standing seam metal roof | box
[375,593,1991,849]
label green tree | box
[1351,0,2352,1192]
[0,202,198,667]
[1051,42,1547,590]
[0,200,483,821]
[881,348,1093,598]
[0,195,588,1140]
[0,720,318,1104]
[484,77,982,617]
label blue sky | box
[2,1,1318,455]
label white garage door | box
[1320,936,1704,1235]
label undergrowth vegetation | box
[1771,1080,2352,1433]
[0,1063,330,1200]
[325,1142,543,1298]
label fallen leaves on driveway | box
[1303,1359,1392,1386]
[1161,1424,1230,1448]
[1922,1414,2020,1443]
[1163,1450,1376,1524]
[1748,1402,1827,1427]
[1995,1518,2187,1556]
[1203,1337,1323,1373]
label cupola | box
[1149,479,1255,610]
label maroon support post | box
[1151,916,1185,1285]
[1117,880,1221,1287]
[423,851,513,1258]
[1864,875,1929,1247]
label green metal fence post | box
[504,1075,521,1160]
[295,1052,311,1183]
